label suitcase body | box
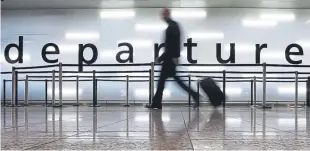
[200,77,225,107]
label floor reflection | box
[1,106,309,150]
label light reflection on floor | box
[1,105,310,150]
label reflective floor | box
[1,105,310,150]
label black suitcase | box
[200,77,225,107]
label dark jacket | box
[158,19,181,63]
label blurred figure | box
[145,8,199,109]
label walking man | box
[145,8,200,109]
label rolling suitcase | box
[200,77,225,107]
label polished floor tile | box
[1,105,310,150]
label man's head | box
[161,8,171,22]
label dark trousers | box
[152,61,197,104]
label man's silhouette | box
[146,8,199,109]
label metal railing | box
[1,62,310,108]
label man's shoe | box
[145,104,162,109]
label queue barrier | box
[1,62,310,108]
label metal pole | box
[92,70,95,106]
[295,105,298,139]
[24,75,29,106]
[124,75,130,107]
[11,67,16,107]
[96,79,98,106]
[59,63,63,106]
[74,76,79,106]
[76,106,79,135]
[307,76,310,107]
[197,79,200,101]
[254,76,257,107]
[251,79,253,105]
[151,62,155,101]
[3,80,6,106]
[15,71,19,107]
[223,70,226,107]
[90,70,99,107]
[52,70,55,106]
[295,71,298,107]
[149,69,152,105]
[45,107,48,132]
[307,109,309,137]
[45,79,48,106]
[188,75,191,106]
[262,62,267,108]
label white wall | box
[1,8,310,103]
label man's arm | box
[157,52,166,63]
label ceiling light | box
[65,32,100,40]
[118,40,153,48]
[171,10,207,18]
[259,12,295,21]
[188,32,224,39]
[242,19,278,27]
[172,0,206,7]
[135,24,167,31]
[101,0,134,8]
[100,10,135,19]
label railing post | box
[149,69,152,105]
[151,62,155,101]
[45,79,48,106]
[188,75,191,106]
[263,62,266,108]
[96,79,98,104]
[223,70,226,107]
[11,67,16,107]
[59,63,63,107]
[74,76,79,106]
[295,71,298,107]
[90,70,99,107]
[254,76,257,107]
[3,79,6,106]
[261,62,271,109]
[124,75,130,107]
[307,76,310,107]
[197,78,200,101]
[290,71,303,108]
[24,75,29,106]
[15,70,19,107]
[251,79,253,105]
[52,70,55,107]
